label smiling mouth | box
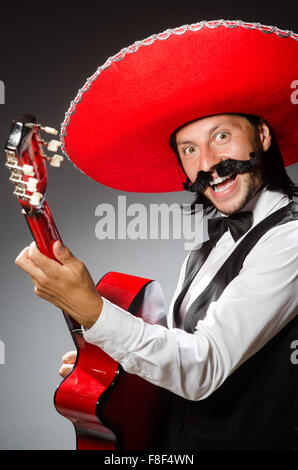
[209,174,237,192]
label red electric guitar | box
[5,114,169,450]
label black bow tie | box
[208,211,253,243]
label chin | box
[214,201,245,216]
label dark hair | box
[170,113,298,215]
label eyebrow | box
[176,121,241,146]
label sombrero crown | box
[61,19,298,192]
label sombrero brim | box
[61,19,298,193]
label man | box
[15,20,298,449]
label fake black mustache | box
[183,151,261,192]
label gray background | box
[0,0,297,450]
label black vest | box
[166,201,298,450]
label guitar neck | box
[24,200,81,333]
[25,200,60,259]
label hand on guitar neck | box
[15,240,104,330]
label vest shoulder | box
[258,217,298,246]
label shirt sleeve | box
[82,221,298,401]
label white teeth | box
[210,175,231,186]
[214,180,234,192]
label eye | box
[215,132,229,143]
[183,145,199,156]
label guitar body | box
[54,272,168,450]
[6,114,169,450]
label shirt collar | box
[215,186,290,227]
[239,186,290,227]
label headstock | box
[5,114,63,212]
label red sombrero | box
[60,19,298,193]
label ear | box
[258,119,272,152]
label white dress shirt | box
[83,188,298,401]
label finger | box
[15,245,30,262]
[52,241,84,274]
[59,363,74,378]
[15,246,45,280]
[62,350,77,364]
[28,241,60,275]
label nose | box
[199,146,222,173]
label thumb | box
[53,240,78,268]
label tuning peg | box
[47,140,62,152]
[50,154,64,167]
[26,177,38,193]
[9,169,22,183]
[40,125,58,135]
[13,183,26,198]
[5,149,16,161]
[5,152,18,168]
[22,164,35,176]
[29,192,43,206]
[25,122,58,135]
